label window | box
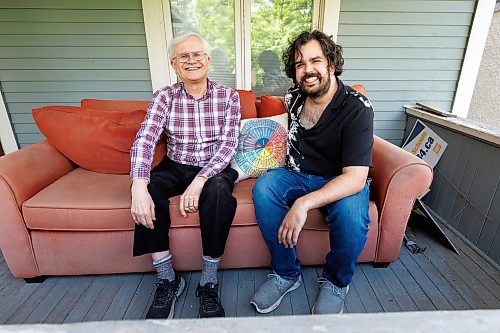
[169,0,237,88]
[142,0,339,91]
[251,0,313,96]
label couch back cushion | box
[257,95,287,118]
[236,90,257,119]
[32,105,165,174]
[83,92,257,120]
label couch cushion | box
[32,105,165,174]
[169,178,378,232]
[22,169,257,231]
[24,168,378,242]
[23,168,134,231]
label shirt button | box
[301,156,305,160]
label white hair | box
[167,31,211,60]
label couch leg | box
[372,262,390,268]
[24,276,47,283]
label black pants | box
[133,157,238,258]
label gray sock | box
[153,255,175,282]
[200,256,220,286]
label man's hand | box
[278,198,309,248]
[179,176,207,217]
[131,179,155,229]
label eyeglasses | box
[172,51,207,63]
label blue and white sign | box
[402,120,447,168]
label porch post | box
[452,0,496,118]
[0,85,18,153]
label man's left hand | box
[179,176,207,217]
[278,199,309,248]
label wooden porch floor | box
[0,218,499,324]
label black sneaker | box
[195,283,225,318]
[146,275,185,319]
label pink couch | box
[0,98,433,280]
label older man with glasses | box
[130,31,241,319]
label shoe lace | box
[153,280,175,307]
[317,277,343,297]
[196,284,222,312]
[268,273,294,293]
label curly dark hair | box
[283,30,344,83]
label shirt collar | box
[327,77,346,110]
[293,77,346,110]
[179,79,214,100]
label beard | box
[299,72,331,98]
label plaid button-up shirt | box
[130,80,241,182]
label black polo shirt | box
[284,78,374,177]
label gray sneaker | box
[250,273,302,313]
[311,277,349,314]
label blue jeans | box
[252,167,370,287]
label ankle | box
[200,256,220,286]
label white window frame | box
[0,86,18,153]
[452,0,496,118]
[142,0,341,91]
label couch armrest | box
[0,140,75,277]
[369,136,433,262]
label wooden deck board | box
[416,232,491,309]
[377,265,420,311]
[0,283,39,322]
[83,275,125,322]
[23,276,78,324]
[5,277,60,324]
[361,264,404,312]
[236,269,257,317]
[0,219,498,324]
[102,274,142,321]
[220,269,239,317]
[386,259,435,311]
[63,275,112,323]
[179,271,201,318]
[350,265,384,312]
[44,275,95,324]
[397,247,454,310]
[123,273,156,320]
[343,277,366,313]
[407,247,471,310]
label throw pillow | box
[258,94,286,118]
[236,90,257,119]
[32,105,166,174]
[351,84,366,95]
[230,113,288,182]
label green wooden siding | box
[339,0,476,145]
[0,0,152,148]
[0,0,478,147]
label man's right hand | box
[131,179,156,229]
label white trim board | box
[0,86,18,153]
[452,0,496,118]
[319,0,341,41]
[141,0,174,92]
